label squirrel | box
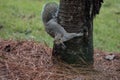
[41,2,83,48]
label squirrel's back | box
[42,2,58,25]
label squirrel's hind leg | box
[62,32,83,42]
[76,32,84,37]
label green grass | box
[0,0,120,52]
[94,0,120,52]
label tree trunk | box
[52,0,103,66]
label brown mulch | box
[0,39,120,80]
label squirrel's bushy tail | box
[42,2,58,25]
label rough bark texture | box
[52,0,103,66]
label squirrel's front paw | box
[61,43,66,49]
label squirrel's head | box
[54,34,63,45]
[54,34,66,49]
[54,38,62,45]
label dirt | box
[0,39,120,80]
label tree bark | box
[52,0,103,66]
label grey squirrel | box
[41,2,83,48]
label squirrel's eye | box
[58,39,61,41]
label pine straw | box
[0,39,120,80]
